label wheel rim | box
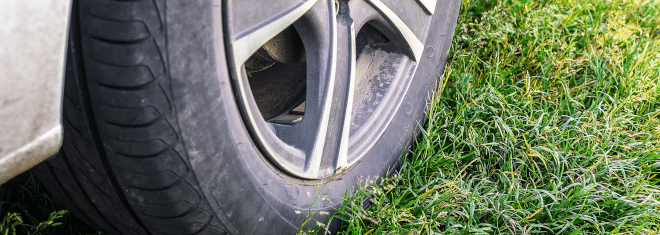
[223,0,438,179]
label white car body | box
[0,0,72,183]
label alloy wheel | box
[224,0,439,179]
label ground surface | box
[329,0,660,234]
[2,0,660,234]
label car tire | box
[34,0,460,234]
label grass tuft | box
[0,171,104,235]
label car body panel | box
[0,0,72,183]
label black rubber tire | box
[34,0,460,234]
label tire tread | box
[35,0,227,234]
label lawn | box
[331,0,660,233]
[2,0,660,234]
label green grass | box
[0,171,103,235]
[3,0,660,234]
[331,0,660,234]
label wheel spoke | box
[330,17,356,172]
[268,0,356,178]
[366,0,423,61]
[348,0,430,62]
[306,4,357,176]
[227,0,317,67]
[416,0,438,14]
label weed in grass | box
[0,171,105,235]
[298,169,361,235]
[297,174,337,235]
[333,0,660,234]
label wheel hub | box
[244,26,306,72]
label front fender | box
[0,0,72,184]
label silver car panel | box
[0,0,72,183]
